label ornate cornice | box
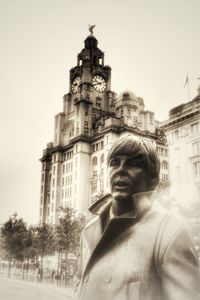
[162,109,200,129]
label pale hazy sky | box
[0,0,200,225]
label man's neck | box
[111,198,135,217]
[111,191,155,217]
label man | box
[74,135,200,300]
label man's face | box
[109,155,148,202]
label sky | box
[0,0,200,225]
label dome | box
[84,35,98,49]
[118,89,137,101]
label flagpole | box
[183,73,190,101]
[187,76,191,101]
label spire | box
[76,28,104,67]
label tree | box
[22,226,38,279]
[1,213,28,277]
[54,207,86,283]
[32,222,55,281]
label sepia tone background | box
[0,0,200,224]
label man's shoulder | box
[83,215,100,231]
[149,201,186,227]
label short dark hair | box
[107,135,160,191]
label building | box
[162,87,200,206]
[39,32,168,224]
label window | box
[92,157,98,166]
[193,141,200,155]
[150,114,154,124]
[91,181,97,193]
[161,161,168,170]
[42,174,44,182]
[106,135,110,144]
[100,154,104,164]
[132,106,137,112]
[174,130,179,140]
[162,174,168,181]
[84,121,88,129]
[96,97,102,108]
[53,179,55,187]
[194,162,200,176]
[133,116,137,122]
[101,141,104,149]
[63,165,65,173]
[53,154,56,162]
[69,127,74,137]
[191,123,199,135]
[76,122,80,134]
[100,179,104,192]
[53,166,56,175]
[121,109,124,117]
[93,170,97,177]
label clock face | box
[72,77,81,93]
[92,75,106,92]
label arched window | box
[69,126,74,137]
[92,157,98,167]
[161,161,168,170]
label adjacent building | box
[162,87,200,206]
[39,33,168,224]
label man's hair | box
[107,135,160,191]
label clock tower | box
[65,33,115,139]
[40,31,117,223]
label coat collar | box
[89,191,157,220]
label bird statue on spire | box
[88,24,96,35]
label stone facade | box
[162,87,200,206]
